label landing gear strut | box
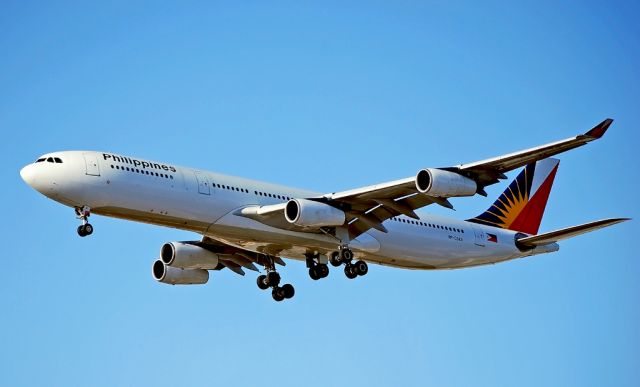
[75,206,93,237]
[257,258,294,302]
[330,247,368,280]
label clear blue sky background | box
[1,1,638,386]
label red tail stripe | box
[509,164,559,234]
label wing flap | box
[516,218,629,247]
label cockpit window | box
[54,157,63,163]
[46,157,54,163]
[35,158,45,163]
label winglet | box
[584,118,613,139]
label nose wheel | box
[77,223,93,237]
[75,206,94,237]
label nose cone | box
[20,163,56,197]
[20,164,37,187]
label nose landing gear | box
[75,206,93,237]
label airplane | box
[20,119,629,302]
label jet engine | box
[160,242,220,269]
[285,198,346,227]
[152,259,209,285]
[415,168,477,197]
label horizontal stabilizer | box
[516,218,630,247]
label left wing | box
[238,119,613,239]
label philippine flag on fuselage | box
[487,233,498,243]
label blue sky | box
[2,1,638,386]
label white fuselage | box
[20,151,557,270]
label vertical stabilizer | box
[467,158,560,235]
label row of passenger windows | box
[210,181,291,200]
[255,191,291,200]
[212,182,249,193]
[110,164,174,179]
[36,157,63,163]
[391,217,464,233]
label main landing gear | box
[330,247,368,280]
[257,259,294,302]
[75,206,93,237]
[306,253,329,281]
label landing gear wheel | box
[281,284,295,299]
[317,264,329,278]
[309,267,321,281]
[266,271,281,287]
[354,260,368,276]
[77,225,87,237]
[344,264,358,279]
[257,274,269,290]
[341,248,354,262]
[272,286,286,302]
[83,223,93,236]
[329,252,342,267]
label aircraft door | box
[83,153,100,176]
[471,225,486,247]
[194,171,211,195]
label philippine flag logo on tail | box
[468,158,560,235]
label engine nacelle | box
[152,260,209,285]
[415,168,477,197]
[285,199,346,227]
[160,242,220,270]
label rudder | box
[467,158,560,235]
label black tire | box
[266,271,281,287]
[272,287,285,302]
[282,284,295,299]
[84,223,94,235]
[77,225,87,237]
[257,274,269,290]
[344,264,357,279]
[329,252,342,267]
[354,260,368,276]
[341,249,353,262]
[309,267,320,280]
[318,264,329,278]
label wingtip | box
[585,118,614,139]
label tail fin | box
[467,158,560,234]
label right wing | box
[516,218,630,248]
